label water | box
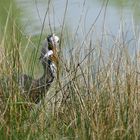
[15,0,140,38]
[0,0,139,60]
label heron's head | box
[43,34,60,64]
[47,34,59,51]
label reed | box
[0,0,140,140]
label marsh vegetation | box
[0,0,140,139]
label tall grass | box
[0,0,140,140]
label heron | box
[20,34,60,103]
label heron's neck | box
[41,59,56,84]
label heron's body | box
[20,34,59,103]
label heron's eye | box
[57,40,60,43]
